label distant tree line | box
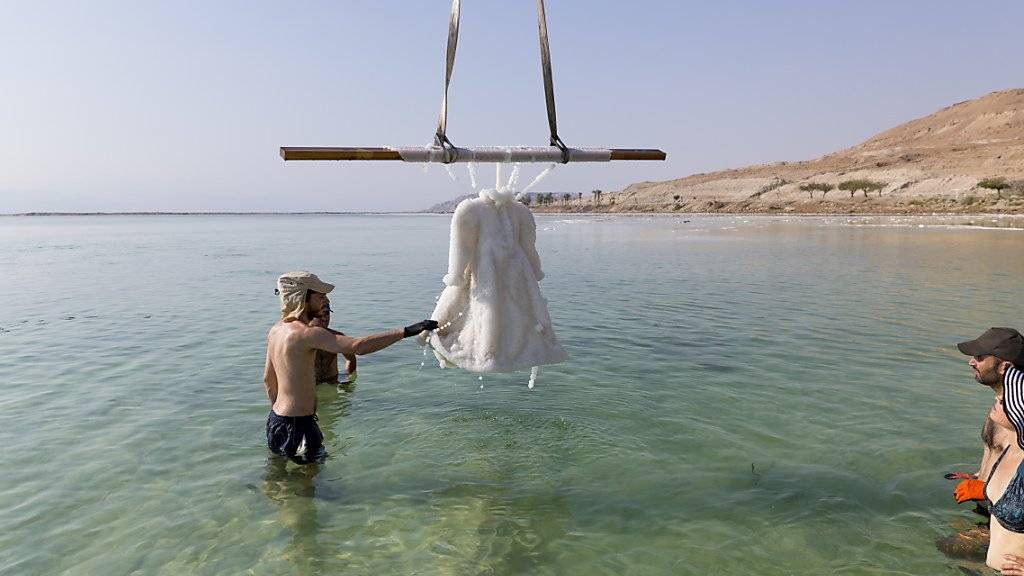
[520,189,604,207]
[519,192,559,206]
[788,175,1024,204]
[838,179,887,198]
[793,179,888,200]
[524,175,1022,209]
[799,182,834,200]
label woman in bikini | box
[982,364,1024,574]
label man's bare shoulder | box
[268,320,321,346]
[267,320,290,341]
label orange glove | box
[954,479,986,503]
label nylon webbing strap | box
[434,0,568,165]
[536,0,569,163]
[434,0,460,163]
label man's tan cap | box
[277,271,334,295]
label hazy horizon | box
[3,1,1023,213]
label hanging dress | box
[422,187,568,372]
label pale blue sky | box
[2,1,1022,212]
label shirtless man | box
[309,305,356,384]
[947,329,1024,506]
[946,328,1024,570]
[938,330,1024,562]
[264,271,437,464]
[939,415,1014,561]
[947,418,1013,501]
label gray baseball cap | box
[957,327,1024,366]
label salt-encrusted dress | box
[422,188,567,372]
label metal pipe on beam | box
[280,146,666,162]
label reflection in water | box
[935,513,990,575]
[259,382,355,574]
[261,457,324,573]
[422,483,572,576]
[407,410,577,575]
[318,380,354,448]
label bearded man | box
[263,271,436,464]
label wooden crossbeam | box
[281,147,403,161]
[280,146,666,162]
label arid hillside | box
[536,89,1024,214]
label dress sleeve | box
[518,206,544,281]
[443,200,479,287]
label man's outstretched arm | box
[319,325,360,368]
[308,320,438,357]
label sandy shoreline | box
[5,210,1024,230]
[529,211,1024,230]
[528,199,1024,217]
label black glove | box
[403,320,439,338]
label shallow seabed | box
[1,214,1022,575]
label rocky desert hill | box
[537,88,1024,214]
[421,193,477,214]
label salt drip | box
[443,163,459,182]
[518,163,557,196]
[436,310,465,334]
[506,163,521,191]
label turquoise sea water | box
[1,213,1023,575]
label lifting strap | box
[434,0,460,163]
[433,0,570,164]
[535,0,569,163]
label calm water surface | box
[1,214,1022,575]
